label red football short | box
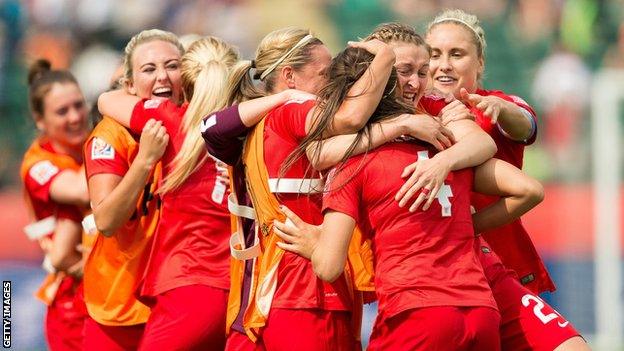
[225,330,265,351]
[367,306,501,351]
[45,277,87,351]
[83,317,145,351]
[138,284,228,351]
[476,236,581,350]
[225,308,359,351]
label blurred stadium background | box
[0,0,623,349]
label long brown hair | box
[27,59,79,120]
[280,47,414,181]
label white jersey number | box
[417,151,453,217]
[521,294,570,328]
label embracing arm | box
[309,114,454,171]
[496,101,534,141]
[89,120,168,236]
[273,206,355,283]
[311,40,395,136]
[435,118,496,171]
[49,170,89,207]
[47,218,82,272]
[98,89,141,127]
[236,90,315,127]
[202,90,315,164]
[395,117,495,212]
[311,211,356,282]
[460,88,534,141]
[472,158,544,233]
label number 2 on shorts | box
[521,294,570,328]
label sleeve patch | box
[29,160,59,186]
[143,99,162,109]
[200,114,217,133]
[91,137,115,160]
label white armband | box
[497,107,536,143]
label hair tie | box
[250,59,256,68]
[259,34,315,81]
[432,18,484,50]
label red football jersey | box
[323,142,497,320]
[22,139,84,223]
[470,89,554,294]
[263,100,351,311]
[420,90,553,294]
[130,99,232,297]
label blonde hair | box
[225,27,323,104]
[121,29,185,87]
[427,9,487,60]
[159,36,239,194]
[366,22,430,54]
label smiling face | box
[127,40,183,102]
[36,82,89,151]
[426,22,484,98]
[290,44,332,95]
[391,42,430,104]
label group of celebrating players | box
[20,7,592,351]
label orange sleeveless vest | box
[20,137,95,305]
[82,117,161,326]
[225,118,375,342]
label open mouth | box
[435,76,457,84]
[152,87,173,99]
[403,92,416,103]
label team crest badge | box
[29,160,59,185]
[91,137,115,160]
[144,99,162,109]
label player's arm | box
[89,120,168,236]
[49,169,89,207]
[472,158,544,233]
[460,88,534,141]
[98,89,141,127]
[395,118,496,212]
[202,90,315,165]
[48,218,82,273]
[308,113,454,171]
[235,89,316,127]
[274,207,355,283]
[310,39,395,136]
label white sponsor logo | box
[143,99,162,109]
[91,137,115,160]
[200,115,217,133]
[29,161,59,185]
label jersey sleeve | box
[130,99,181,136]
[84,137,129,178]
[271,100,316,141]
[322,159,363,222]
[488,91,538,145]
[24,160,62,203]
[201,104,249,165]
